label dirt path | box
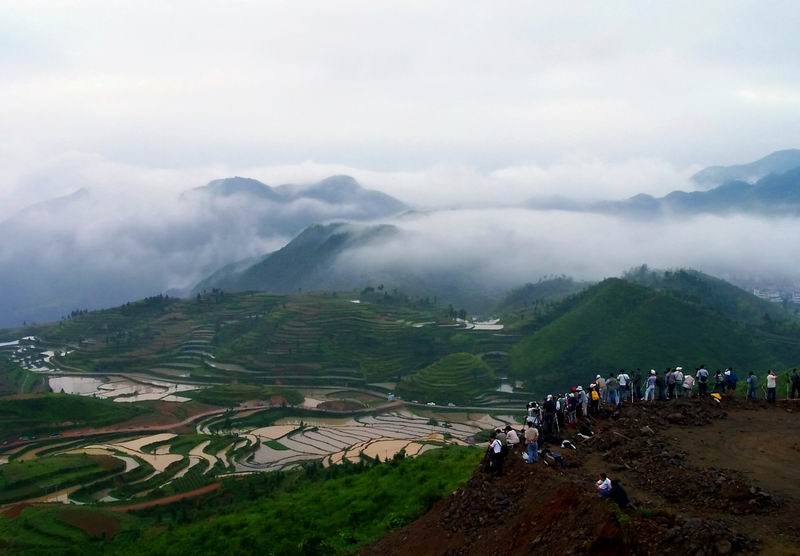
[108,482,222,512]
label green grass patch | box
[264,439,288,450]
[0,394,147,439]
[0,453,124,504]
[109,446,482,555]
[184,384,304,407]
[0,505,137,554]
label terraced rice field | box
[3,293,516,401]
[239,410,513,471]
[0,406,516,510]
[48,375,202,403]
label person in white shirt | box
[673,368,684,398]
[487,432,504,476]
[617,370,631,402]
[504,425,520,449]
[682,373,695,397]
[596,472,612,498]
[766,370,778,403]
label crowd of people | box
[484,365,800,505]
[527,366,800,410]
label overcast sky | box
[2,0,800,214]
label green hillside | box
[194,222,507,315]
[0,355,46,395]
[4,269,796,406]
[623,265,793,324]
[196,223,398,294]
[396,353,497,405]
[0,447,480,555]
[0,394,147,438]
[2,291,515,389]
[510,279,792,393]
[111,447,481,556]
[496,276,590,317]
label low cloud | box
[338,209,800,291]
[0,153,793,326]
[243,156,696,208]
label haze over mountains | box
[0,176,407,327]
[690,149,800,188]
[3,149,800,327]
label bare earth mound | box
[363,400,800,555]
[316,400,366,411]
[59,508,121,538]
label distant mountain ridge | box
[526,149,800,217]
[0,175,407,327]
[186,174,408,216]
[691,149,800,188]
[194,222,400,294]
[194,221,506,312]
[595,165,800,217]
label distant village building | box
[753,288,784,303]
[792,291,800,305]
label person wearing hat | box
[566,392,578,425]
[595,374,607,404]
[673,367,684,398]
[543,394,557,436]
[644,370,657,401]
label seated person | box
[596,473,612,498]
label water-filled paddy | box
[5,408,499,507]
[47,375,201,403]
[242,410,483,470]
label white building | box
[753,288,784,303]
